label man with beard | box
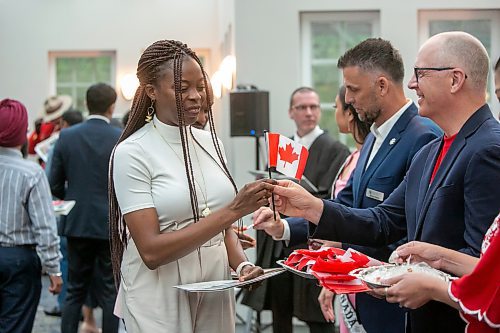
[254,38,440,333]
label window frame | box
[419,9,500,115]
[300,11,380,145]
[49,50,116,113]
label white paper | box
[174,268,285,292]
[53,200,76,216]
[34,133,59,163]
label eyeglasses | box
[413,67,467,83]
[292,104,321,112]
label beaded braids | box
[108,40,239,286]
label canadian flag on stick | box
[266,132,309,180]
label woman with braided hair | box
[109,40,273,332]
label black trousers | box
[0,247,41,333]
[61,237,118,333]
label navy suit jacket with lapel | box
[312,104,500,333]
[49,118,122,240]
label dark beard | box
[363,109,381,123]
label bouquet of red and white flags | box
[283,246,384,294]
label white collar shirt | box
[293,126,324,149]
[87,114,110,124]
[365,99,412,170]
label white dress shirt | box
[365,99,412,170]
[293,126,324,149]
[87,114,111,123]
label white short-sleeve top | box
[113,115,235,232]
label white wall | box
[231,0,500,190]
[0,0,225,125]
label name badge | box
[366,188,384,202]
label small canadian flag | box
[266,132,309,180]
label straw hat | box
[42,95,73,122]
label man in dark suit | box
[268,32,500,333]
[243,87,349,333]
[49,83,121,333]
[255,39,440,333]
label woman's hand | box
[391,241,446,270]
[383,273,446,309]
[272,180,324,223]
[228,179,275,218]
[239,265,264,291]
[318,287,335,322]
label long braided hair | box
[108,40,239,286]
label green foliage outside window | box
[56,56,112,113]
[310,20,373,147]
[429,19,493,102]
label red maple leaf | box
[278,143,299,167]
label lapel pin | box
[389,138,396,145]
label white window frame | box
[48,51,116,108]
[301,11,380,145]
[419,10,500,116]
[301,11,380,88]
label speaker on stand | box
[229,85,270,171]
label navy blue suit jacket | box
[288,103,440,332]
[49,118,122,240]
[312,105,500,333]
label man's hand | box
[272,180,324,224]
[253,207,285,238]
[232,226,256,250]
[48,274,63,294]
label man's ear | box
[145,84,156,100]
[450,69,467,94]
[378,77,389,97]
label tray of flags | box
[277,247,385,294]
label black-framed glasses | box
[292,104,321,112]
[413,67,467,83]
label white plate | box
[350,262,455,289]
[276,260,316,280]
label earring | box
[145,100,155,123]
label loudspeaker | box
[229,90,269,137]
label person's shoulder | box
[115,125,150,153]
[191,126,213,142]
[316,131,349,150]
[59,123,83,137]
[7,157,45,179]
[409,114,441,134]
[108,123,122,137]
